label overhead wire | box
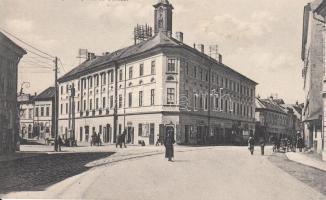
[0,28,55,58]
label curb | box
[285,153,326,172]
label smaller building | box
[18,94,35,139]
[33,87,55,140]
[18,87,55,140]
[255,97,300,142]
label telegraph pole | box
[54,57,58,151]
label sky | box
[0,0,310,103]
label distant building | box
[0,32,26,154]
[18,94,35,139]
[18,87,55,140]
[255,97,290,141]
[57,0,257,146]
[313,0,326,159]
[301,0,324,152]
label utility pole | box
[54,57,58,151]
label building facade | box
[57,0,257,146]
[18,94,35,139]
[313,0,326,159]
[33,87,55,140]
[301,0,324,152]
[255,98,290,142]
[0,32,26,154]
[18,87,55,140]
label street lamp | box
[19,82,30,95]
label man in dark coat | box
[121,129,127,148]
[259,137,265,155]
[248,136,255,155]
[164,131,175,161]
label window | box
[66,85,69,93]
[194,94,198,110]
[89,99,93,110]
[46,107,49,116]
[102,73,106,85]
[102,97,106,108]
[151,61,156,75]
[83,100,86,111]
[110,71,114,83]
[119,70,123,81]
[138,123,143,136]
[167,59,176,72]
[95,75,99,87]
[28,108,33,119]
[151,89,155,105]
[225,78,228,89]
[119,95,122,108]
[199,68,203,80]
[139,64,144,76]
[225,100,228,112]
[167,88,175,104]
[129,67,133,79]
[77,101,80,112]
[185,62,189,75]
[128,92,132,107]
[204,95,208,110]
[215,97,219,110]
[139,91,143,106]
[194,66,197,78]
[61,86,63,95]
[199,94,203,109]
[205,71,208,82]
[89,77,93,88]
[41,107,44,117]
[83,79,87,89]
[66,103,68,114]
[110,95,113,109]
[96,98,99,109]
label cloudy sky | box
[1,0,310,103]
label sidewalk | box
[286,152,326,172]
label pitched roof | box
[34,87,55,101]
[0,32,27,56]
[58,32,257,85]
[255,98,287,114]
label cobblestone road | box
[268,152,326,196]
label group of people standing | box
[248,135,305,155]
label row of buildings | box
[17,0,302,147]
[301,0,326,159]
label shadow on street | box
[0,151,115,194]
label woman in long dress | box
[164,130,175,161]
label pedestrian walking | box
[58,136,63,152]
[248,136,255,155]
[259,137,265,155]
[297,137,304,152]
[121,129,127,148]
[164,130,175,161]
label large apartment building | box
[57,0,257,146]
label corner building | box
[58,0,257,145]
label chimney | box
[195,44,205,53]
[87,52,96,61]
[218,54,223,63]
[176,32,183,43]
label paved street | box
[1,146,325,200]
